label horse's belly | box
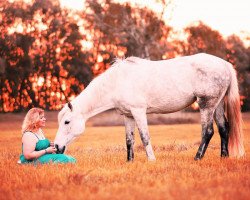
[115,82,196,115]
[146,94,196,114]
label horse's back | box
[186,53,232,98]
[108,53,232,114]
[114,53,231,88]
[111,55,195,113]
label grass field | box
[0,112,250,200]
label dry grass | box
[0,113,250,200]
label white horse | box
[54,53,244,161]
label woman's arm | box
[22,133,55,160]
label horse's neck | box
[73,81,114,120]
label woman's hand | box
[46,146,57,154]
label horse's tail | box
[226,63,245,157]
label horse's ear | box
[68,102,73,111]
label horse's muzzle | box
[55,144,65,154]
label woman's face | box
[37,113,46,128]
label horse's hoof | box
[221,150,229,158]
[221,153,229,158]
[194,156,202,161]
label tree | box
[181,21,227,59]
[0,0,36,111]
[0,0,93,112]
[84,0,172,75]
[226,35,250,111]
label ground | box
[0,112,249,200]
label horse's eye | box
[65,120,70,125]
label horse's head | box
[54,102,85,154]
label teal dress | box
[20,133,76,164]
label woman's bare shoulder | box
[22,132,37,142]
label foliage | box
[0,0,93,111]
[84,0,172,75]
[226,35,250,111]
[0,1,250,112]
[182,21,227,58]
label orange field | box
[0,112,250,200]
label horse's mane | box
[72,56,145,112]
[110,56,145,68]
[125,56,149,64]
[75,59,120,108]
[110,57,124,67]
[125,56,145,64]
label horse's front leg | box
[124,115,135,162]
[131,108,156,161]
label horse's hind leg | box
[131,108,156,161]
[214,100,229,157]
[124,115,136,161]
[195,98,217,160]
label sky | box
[60,0,250,37]
[169,0,250,36]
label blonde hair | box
[22,108,44,133]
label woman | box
[19,108,76,164]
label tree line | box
[0,0,250,112]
